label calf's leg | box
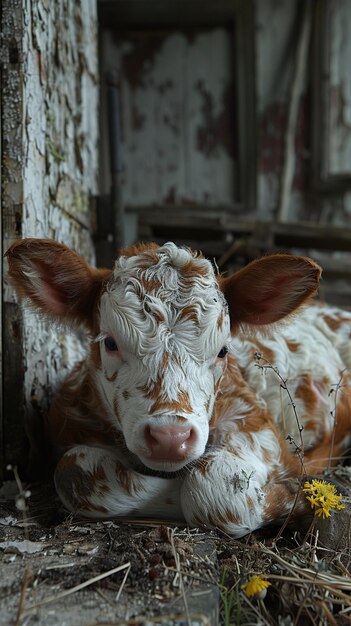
[55,445,183,520]
[181,447,308,538]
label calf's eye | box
[217,346,228,359]
[104,336,118,352]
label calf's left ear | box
[220,254,321,331]
[6,238,111,329]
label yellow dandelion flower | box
[241,574,271,598]
[303,479,345,519]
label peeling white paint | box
[328,0,351,177]
[100,27,236,208]
[20,0,98,416]
[2,0,98,457]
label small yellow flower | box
[241,574,271,598]
[303,479,345,519]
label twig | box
[7,465,31,541]
[319,601,339,626]
[168,528,191,626]
[82,615,210,626]
[255,353,305,463]
[115,562,131,602]
[22,562,131,616]
[261,546,351,593]
[15,567,32,626]
[274,482,305,541]
[241,595,272,626]
[327,370,346,471]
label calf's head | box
[7,239,321,471]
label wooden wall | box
[1,0,99,476]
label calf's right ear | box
[6,238,111,329]
[220,254,321,332]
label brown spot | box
[176,416,187,424]
[263,482,305,524]
[304,375,351,472]
[123,390,130,401]
[48,364,121,451]
[262,448,273,465]
[115,461,144,494]
[323,313,351,332]
[253,339,275,364]
[179,304,199,322]
[92,464,107,484]
[205,395,212,414]
[194,455,214,477]
[162,352,170,369]
[105,371,117,382]
[225,443,243,460]
[57,453,78,470]
[55,455,110,515]
[150,390,192,415]
[217,312,224,330]
[295,374,318,414]
[119,242,159,258]
[285,339,300,353]
[303,418,319,436]
[181,258,207,278]
[205,508,239,530]
[224,509,239,525]
[140,275,162,293]
[138,376,163,402]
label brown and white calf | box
[7,238,351,537]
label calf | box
[7,238,351,537]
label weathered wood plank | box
[1,0,99,475]
[100,27,236,208]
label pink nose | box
[144,425,195,461]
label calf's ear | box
[6,238,111,329]
[220,254,321,331]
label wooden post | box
[277,2,312,223]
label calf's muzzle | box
[144,424,196,461]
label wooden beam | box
[98,0,239,27]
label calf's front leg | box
[55,445,183,520]
[181,437,308,538]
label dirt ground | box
[0,480,220,626]
[1,470,351,626]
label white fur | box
[55,446,183,520]
[182,428,281,537]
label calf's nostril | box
[144,425,158,445]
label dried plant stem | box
[82,615,210,626]
[14,567,32,626]
[10,465,30,542]
[327,370,346,471]
[168,528,191,626]
[22,562,131,616]
[255,353,305,466]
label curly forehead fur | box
[100,242,229,361]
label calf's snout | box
[144,424,196,461]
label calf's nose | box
[145,425,195,461]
